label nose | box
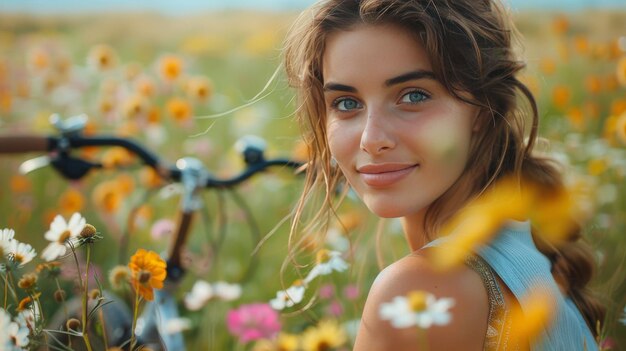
[360,111,395,155]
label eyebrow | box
[323,69,437,93]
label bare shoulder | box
[353,250,488,351]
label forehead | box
[322,24,432,82]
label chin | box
[365,202,406,219]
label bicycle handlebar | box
[0,133,303,187]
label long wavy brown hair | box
[282,0,604,334]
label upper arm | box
[353,254,489,351]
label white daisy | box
[379,291,455,329]
[0,308,12,349]
[305,249,349,283]
[184,280,213,311]
[41,212,86,261]
[7,319,30,348]
[164,317,192,335]
[14,310,36,331]
[213,281,242,301]
[270,281,306,310]
[0,228,15,242]
[8,241,37,266]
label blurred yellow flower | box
[125,62,143,81]
[27,47,51,73]
[539,57,556,75]
[92,180,123,214]
[115,173,135,195]
[157,54,183,82]
[566,107,585,131]
[166,97,193,123]
[134,76,157,98]
[337,210,364,233]
[616,56,626,87]
[611,99,626,116]
[243,29,279,56]
[129,249,167,301]
[140,166,164,188]
[587,158,608,176]
[58,188,85,215]
[109,265,132,290]
[301,319,347,351]
[147,106,162,124]
[122,94,150,120]
[572,35,589,55]
[508,289,554,347]
[87,44,118,71]
[584,75,602,94]
[551,85,571,110]
[0,90,11,114]
[551,15,569,36]
[10,175,31,193]
[186,76,213,102]
[102,146,135,168]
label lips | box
[356,163,418,187]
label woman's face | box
[322,24,478,220]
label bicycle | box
[0,113,303,350]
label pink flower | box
[327,300,344,317]
[150,218,175,240]
[319,283,335,300]
[343,284,359,300]
[226,303,281,343]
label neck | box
[401,209,428,251]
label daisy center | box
[407,291,428,312]
[13,253,24,263]
[315,340,331,351]
[316,249,330,264]
[58,230,72,244]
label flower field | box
[0,7,625,350]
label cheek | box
[420,118,472,165]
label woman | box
[282,0,604,350]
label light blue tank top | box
[426,221,597,350]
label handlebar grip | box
[0,135,52,154]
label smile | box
[357,163,418,187]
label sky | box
[0,0,625,15]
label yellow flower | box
[109,265,132,290]
[58,188,85,215]
[166,97,193,123]
[551,15,569,36]
[551,85,571,110]
[616,56,626,87]
[102,146,135,168]
[92,180,123,214]
[572,35,589,55]
[122,94,149,120]
[157,54,183,82]
[508,289,554,346]
[584,75,602,94]
[134,76,157,98]
[566,107,585,131]
[87,44,118,71]
[186,76,213,101]
[587,158,608,176]
[301,319,347,351]
[10,175,31,193]
[140,166,164,188]
[128,249,167,301]
[539,57,556,75]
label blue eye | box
[333,97,362,111]
[400,90,429,104]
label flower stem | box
[130,291,140,350]
[81,243,93,351]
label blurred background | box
[1,0,625,349]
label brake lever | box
[50,154,101,180]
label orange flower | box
[92,180,123,214]
[157,54,183,82]
[122,94,149,120]
[572,35,589,55]
[186,76,213,102]
[611,99,626,116]
[566,107,584,131]
[128,249,167,301]
[508,289,555,346]
[115,173,135,195]
[539,57,556,75]
[102,146,135,168]
[59,188,85,214]
[617,56,626,87]
[551,85,571,110]
[10,175,31,193]
[140,166,164,188]
[134,76,157,98]
[166,97,193,123]
[87,44,118,71]
[551,15,569,36]
[27,47,51,73]
[584,75,602,94]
